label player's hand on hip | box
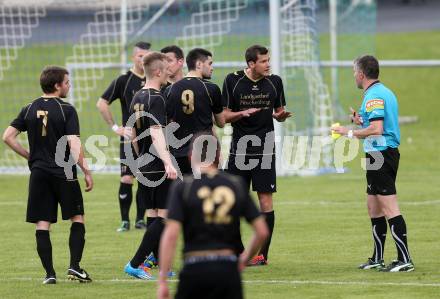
[241,108,261,118]
[157,282,170,299]
[84,174,93,192]
[165,163,177,180]
[272,110,292,122]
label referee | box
[333,55,414,272]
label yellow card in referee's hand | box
[331,122,341,140]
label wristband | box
[111,124,119,132]
[347,129,354,138]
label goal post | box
[0,0,380,174]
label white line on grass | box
[3,277,440,287]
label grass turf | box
[0,30,440,298]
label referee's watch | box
[347,129,354,139]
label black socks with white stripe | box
[119,183,133,222]
[370,217,387,262]
[388,215,411,263]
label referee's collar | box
[364,80,380,93]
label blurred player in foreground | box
[157,132,268,299]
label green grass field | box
[1,30,440,298]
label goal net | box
[0,0,376,174]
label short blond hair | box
[142,52,167,78]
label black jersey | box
[160,81,172,94]
[129,88,167,173]
[101,69,145,126]
[222,70,286,155]
[10,97,80,179]
[164,77,223,158]
[167,171,260,254]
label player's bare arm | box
[2,126,29,160]
[96,98,131,139]
[333,119,383,139]
[350,107,363,125]
[213,112,225,128]
[150,125,177,180]
[157,219,180,299]
[130,127,139,156]
[67,135,93,192]
[96,98,115,126]
[272,107,292,122]
[223,107,261,123]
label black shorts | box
[27,168,84,223]
[120,141,136,177]
[175,156,192,175]
[176,261,242,299]
[138,173,172,209]
[226,154,276,193]
[366,147,400,196]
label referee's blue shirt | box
[359,81,400,153]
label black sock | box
[388,215,411,263]
[135,187,147,222]
[36,230,55,277]
[146,216,157,228]
[259,211,275,260]
[119,183,133,222]
[130,217,164,268]
[152,241,160,262]
[370,216,387,262]
[69,222,85,271]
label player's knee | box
[377,195,400,218]
[258,194,273,212]
[146,209,158,217]
[382,207,400,219]
[157,209,167,218]
[120,175,133,184]
[260,203,273,212]
[367,205,383,218]
[36,221,51,230]
[70,215,84,223]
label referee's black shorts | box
[27,168,84,223]
[175,261,243,299]
[226,154,276,193]
[366,147,400,196]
